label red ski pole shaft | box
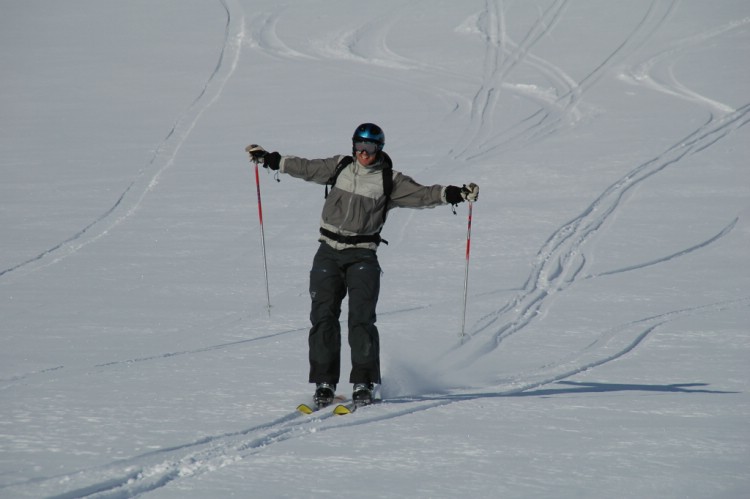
[254,161,272,315]
[460,201,473,340]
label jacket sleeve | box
[279,155,346,185]
[389,171,447,209]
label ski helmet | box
[352,123,385,151]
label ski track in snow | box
[451,0,571,159]
[0,302,427,390]
[13,400,455,498]
[464,297,750,392]
[247,8,315,61]
[439,0,750,373]
[618,16,750,115]
[4,3,748,496]
[0,0,246,282]
[585,216,739,279]
[450,102,750,369]
[12,299,747,499]
[455,0,681,160]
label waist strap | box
[319,227,388,246]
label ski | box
[332,402,355,415]
[297,391,380,416]
[332,399,381,415]
[296,394,346,415]
[296,403,318,415]
[331,385,381,415]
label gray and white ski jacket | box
[279,154,450,250]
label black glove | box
[263,152,281,170]
[445,183,480,205]
[444,185,464,205]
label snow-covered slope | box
[1,1,748,497]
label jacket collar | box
[354,154,385,171]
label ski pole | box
[460,201,473,341]
[253,160,272,315]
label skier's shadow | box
[509,380,738,397]
[397,381,737,403]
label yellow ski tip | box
[333,404,352,415]
[297,403,314,415]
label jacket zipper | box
[339,161,357,232]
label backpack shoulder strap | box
[325,155,353,198]
[381,153,393,199]
[380,153,394,226]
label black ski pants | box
[308,242,381,386]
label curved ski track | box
[619,16,750,115]
[455,0,681,160]
[0,300,428,391]
[451,0,571,160]
[449,102,750,369]
[11,298,747,499]
[439,0,749,373]
[0,0,246,281]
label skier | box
[246,123,478,407]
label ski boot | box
[313,383,336,408]
[352,383,374,407]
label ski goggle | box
[353,141,380,155]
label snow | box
[1,0,748,497]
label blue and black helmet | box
[352,123,385,150]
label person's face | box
[353,141,380,167]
